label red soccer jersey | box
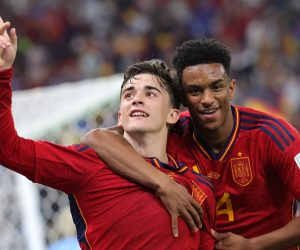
[168,106,300,245]
[0,69,215,250]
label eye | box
[146,91,156,97]
[186,87,202,96]
[211,83,224,91]
[123,92,134,99]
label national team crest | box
[230,157,253,186]
[191,181,207,205]
[167,172,176,179]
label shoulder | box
[69,144,102,161]
[238,106,299,151]
[171,110,193,134]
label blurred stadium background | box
[0,0,300,249]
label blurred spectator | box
[1,0,299,130]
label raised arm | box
[0,19,99,193]
[81,128,203,237]
[0,18,17,71]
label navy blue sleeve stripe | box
[76,145,90,152]
[192,171,214,190]
[241,118,290,146]
[192,170,212,183]
[73,144,90,152]
[196,177,214,193]
[240,125,284,151]
[240,111,295,142]
[68,194,88,244]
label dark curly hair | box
[172,37,231,88]
[121,59,180,109]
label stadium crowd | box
[1,0,300,132]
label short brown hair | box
[121,59,180,109]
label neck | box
[123,130,169,163]
[195,108,234,154]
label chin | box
[126,127,148,133]
[197,120,220,132]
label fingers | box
[180,209,198,233]
[171,208,200,238]
[186,204,202,230]
[0,27,15,51]
[0,22,10,37]
[215,240,226,250]
[0,17,10,35]
[212,230,229,250]
[0,37,11,50]
[0,17,15,47]
[211,229,228,240]
[191,200,203,228]
[9,28,17,45]
[171,215,179,238]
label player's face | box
[119,73,179,135]
[181,63,236,132]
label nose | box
[132,92,144,105]
[201,89,214,106]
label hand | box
[0,17,17,71]
[212,229,254,250]
[156,177,203,238]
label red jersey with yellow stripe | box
[0,68,216,249]
[168,106,300,246]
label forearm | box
[81,128,171,191]
[250,216,300,250]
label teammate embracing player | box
[83,38,300,249]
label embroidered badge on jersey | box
[167,172,176,179]
[294,153,300,169]
[191,181,207,205]
[230,157,253,186]
[207,172,220,179]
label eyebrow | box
[185,76,226,89]
[211,78,224,85]
[121,84,163,96]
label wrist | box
[0,67,13,78]
[248,237,265,250]
[154,173,173,196]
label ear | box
[228,79,236,101]
[166,108,180,125]
[117,111,122,126]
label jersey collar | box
[146,154,188,174]
[192,105,240,161]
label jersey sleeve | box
[0,68,102,194]
[167,111,192,156]
[267,117,300,200]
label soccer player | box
[82,38,300,249]
[0,19,216,249]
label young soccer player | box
[82,38,300,249]
[0,19,215,249]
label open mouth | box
[200,108,217,115]
[130,111,149,117]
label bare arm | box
[81,128,203,237]
[212,216,300,250]
[250,216,300,250]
